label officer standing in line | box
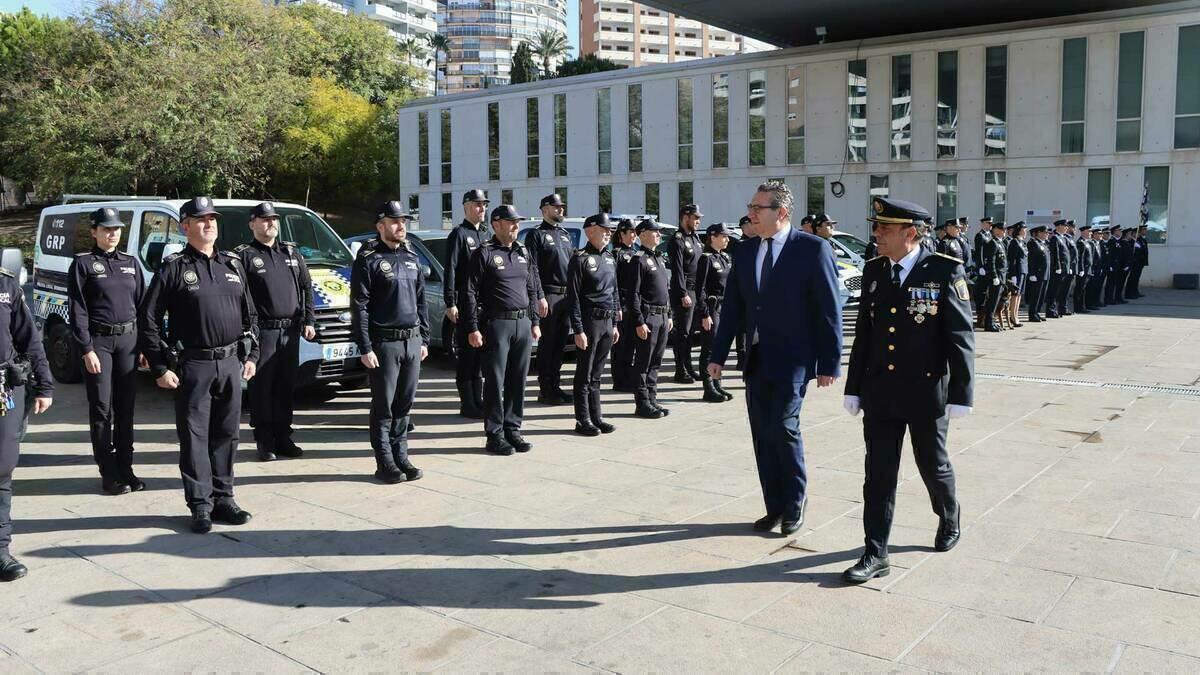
[629,218,672,419]
[68,207,145,495]
[1073,223,1094,314]
[1105,224,1126,305]
[610,219,639,392]
[235,202,315,462]
[977,220,1006,332]
[464,205,543,456]
[919,221,938,253]
[696,223,733,404]
[1026,224,1051,322]
[524,194,570,405]
[0,259,54,581]
[140,196,257,534]
[1005,222,1028,328]
[1046,219,1071,318]
[971,217,993,323]
[1097,227,1115,307]
[812,214,837,244]
[1087,226,1105,310]
[668,204,704,384]
[443,189,490,418]
[567,214,619,437]
[799,214,815,235]
[1115,227,1137,302]
[1128,224,1149,299]
[842,196,974,584]
[1057,220,1078,316]
[937,218,970,265]
[350,202,429,484]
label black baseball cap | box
[980,216,993,223]
[583,213,614,230]
[636,218,662,233]
[1054,219,1068,226]
[679,204,703,217]
[250,202,277,220]
[800,214,815,225]
[738,215,752,227]
[539,193,565,208]
[89,207,126,228]
[1078,223,1092,231]
[490,204,523,221]
[814,213,837,226]
[706,223,733,237]
[1030,224,1048,234]
[616,218,636,233]
[462,189,489,204]
[180,196,219,219]
[376,201,412,221]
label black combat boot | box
[373,450,405,484]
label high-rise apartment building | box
[579,0,773,67]
[438,0,569,95]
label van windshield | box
[215,206,353,267]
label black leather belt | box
[589,308,616,319]
[489,309,528,320]
[181,343,237,361]
[371,326,420,341]
[259,317,294,329]
[644,304,669,316]
[543,284,567,295]
[92,320,135,336]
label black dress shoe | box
[274,443,303,458]
[397,460,423,482]
[985,324,1001,332]
[574,422,601,437]
[753,513,781,531]
[212,502,253,526]
[537,393,568,406]
[123,473,146,492]
[592,420,616,434]
[935,513,961,552]
[505,431,532,453]
[486,435,515,456]
[635,404,664,419]
[191,511,213,534]
[653,402,670,416]
[407,421,416,432]
[673,372,695,384]
[780,497,807,535]
[554,389,573,404]
[842,554,891,584]
[0,553,28,582]
[102,478,131,496]
[256,447,277,462]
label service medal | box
[915,314,926,324]
[916,302,927,314]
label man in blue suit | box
[707,180,844,536]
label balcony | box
[640,52,669,63]
[674,36,702,49]
[599,29,634,43]
[640,32,668,46]
[639,13,668,27]
[595,10,634,24]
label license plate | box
[323,343,359,360]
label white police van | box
[32,196,365,388]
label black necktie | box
[891,263,902,287]
[759,238,773,291]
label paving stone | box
[95,628,313,672]
[1012,530,1175,587]
[888,553,1074,622]
[1160,551,1200,596]
[1114,645,1200,673]
[902,609,1116,671]
[1045,578,1200,657]
[775,643,924,674]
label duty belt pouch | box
[6,357,32,387]
[238,332,257,362]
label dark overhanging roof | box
[637,0,1188,47]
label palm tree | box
[399,37,428,68]
[530,29,570,79]
[426,33,451,95]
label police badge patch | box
[467,236,475,245]
[954,278,970,300]
[380,261,393,273]
[587,257,598,270]
[92,262,105,274]
[183,270,199,285]
[252,257,265,268]
[493,254,504,267]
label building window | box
[527,98,540,179]
[1085,169,1110,228]
[599,184,613,213]
[786,65,805,164]
[555,186,569,217]
[500,189,513,206]
[678,78,693,170]
[984,171,1006,222]
[441,193,453,228]
[1060,38,1087,154]
[629,83,643,172]
[847,59,867,162]
[440,110,452,184]
[487,102,500,181]
[1144,166,1169,243]
[597,88,612,175]
[408,194,419,214]
[554,93,567,176]
[1116,32,1144,152]
[748,69,766,167]
[1174,25,1200,149]
[937,173,957,225]
[937,51,958,159]
[712,73,729,168]
[645,182,659,218]
[417,111,429,185]
[869,175,889,213]
[807,176,825,215]
[985,46,1007,157]
[891,55,912,160]
[679,181,694,209]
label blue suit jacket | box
[710,228,843,383]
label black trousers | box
[1026,278,1048,319]
[1073,274,1090,312]
[973,277,989,316]
[573,314,614,424]
[1127,264,1145,298]
[368,335,422,462]
[176,355,242,513]
[1055,274,1073,314]
[0,384,25,553]
[482,316,532,437]
[610,307,636,388]
[982,279,1003,323]
[1087,274,1105,307]
[862,413,958,558]
[633,313,668,406]
[670,290,697,375]
[1107,270,1129,304]
[698,302,722,381]
[83,332,138,480]
[454,319,484,389]
[746,373,808,519]
[536,293,569,394]
[249,325,298,451]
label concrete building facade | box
[398,4,1200,287]
[578,0,773,68]
[438,0,569,94]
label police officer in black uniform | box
[842,196,974,583]
[667,204,703,383]
[1087,227,1105,309]
[696,223,733,403]
[1073,223,1094,314]
[1005,221,1028,327]
[610,219,638,392]
[1115,227,1136,302]
[1026,224,1051,322]
[235,202,315,462]
[1058,220,1078,316]
[799,214,815,235]
[68,207,145,495]
[630,218,672,418]
[464,205,543,456]
[971,217,992,323]
[0,261,53,582]
[140,196,257,534]
[568,214,620,436]
[443,189,490,418]
[813,213,837,244]
[525,194,570,405]
[1103,224,1125,305]
[1128,225,1149,299]
[937,218,970,266]
[1046,219,1071,318]
[978,220,1006,332]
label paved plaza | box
[3,288,1200,672]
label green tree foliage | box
[510,41,538,85]
[555,53,625,78]
[530,29,569,79]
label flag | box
[1140,182,1150,226]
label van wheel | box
[47,321,82,384]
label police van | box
[32,197,365,388]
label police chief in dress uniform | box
[1073,223,1095,314]
[525,194,571,405]
[350,201,429,484]
[668,204,705,384]
[610,219,639,392]
[567,214,620,437]
[842,196,974,583]
[1026,224,1051,322]
[1045,219,1071,318]
[235,202,315,463]
[67,207,145,495]
[978,220,1007,332]
[465,205,543,456]
[140,196,258,534]
[695,223,733,404]
[443,189,490,418]
[629,218,673,419]
[0,261,53,582]
[1005,221,1028,328]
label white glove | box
[978,268,986,275]
[843,395,861,417]
[947,404,972,419]
[1029,275,1037,282]
[1009,277,1017,284]
[992,278,1000,286]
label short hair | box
[755,180,794,216]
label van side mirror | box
[350,241,363,257]
[0,248,23,278]
[162,243,184,259]
[422,264,433,280]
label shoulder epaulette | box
[233,243,251,253]
[219,250,239,259]
[0,268,13,278]
[933,252,963,264]
[281,240,297,248]
[162,252,183,264]
[74,251,92,257]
